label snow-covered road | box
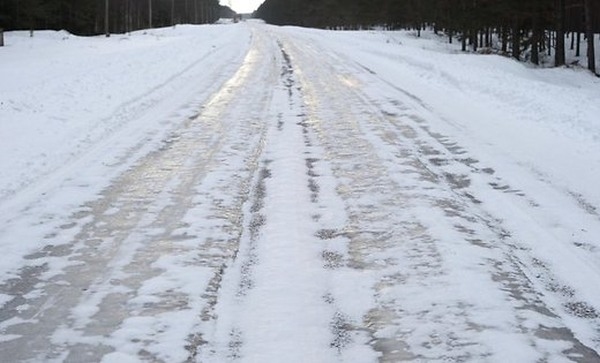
[1,22,600,362]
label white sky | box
[220,0,264,14]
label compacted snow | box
[1,21,600,362]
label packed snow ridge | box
[1,21,600,362]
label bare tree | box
[584,0,595,73]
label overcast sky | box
[220,0,264,14]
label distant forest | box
[255,0,600,73]
[0,0,235,36]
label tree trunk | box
[148,0,152,28]
[185,0,189,23]
[124,0,130,33]
[171,0,175,26]
[555,0,566,66]
[532,16,540,65]
[105,0,110,37]
[576,31,581,57]
[502,26,508,53]
[0,28,4,47]
[584,0,595,73]
[511,18,520,59]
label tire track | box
[282,29,600,361]
[0,27,275,363]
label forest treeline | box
[0,0,235,36]
[255,0,600,73]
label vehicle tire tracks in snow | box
[279,29,600,361]
[0,27,275,362]
[2,23,600,363]
[198,36,374,362]
[0,28,250,211]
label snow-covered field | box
[1,21,600,362]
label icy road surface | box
[1,22,600,362]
